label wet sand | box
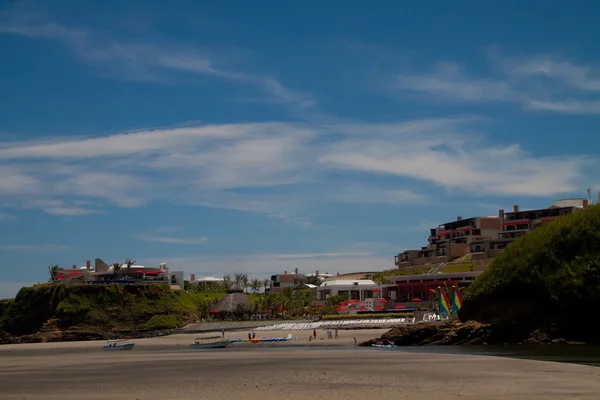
[1,330,599,400]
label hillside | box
[458,204,600,343]
[363,204,600,346]
[0,283,204,343]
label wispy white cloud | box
[0,212,16,221]
[0,12,315,108]
[0,118,592,223]
[134,234,210,245]
[0,244,70,252]
[394,50,600,114]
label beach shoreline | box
[1,331,599,400]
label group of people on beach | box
[308,328,338,341]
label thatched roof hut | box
[213,292,254,315]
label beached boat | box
[103,339,135,351]
[190,336,230,349]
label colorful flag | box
[438,287,451,318]
[451,286,463,314]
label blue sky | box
[1,0,599,298]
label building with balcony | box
[498,199,589,241]
[394,198,593,269]
[429,215,502,246]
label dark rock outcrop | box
[360,319,573,347]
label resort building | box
[269,269,332,293]
[395,197,591,268]
[49,258,185,290]
[269,269,302,293]
[316,279,380,301]
[190,275,224,288]
[498,199,588,241]
[385,271,481,302]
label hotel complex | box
[45,197,593,312]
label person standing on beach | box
[221,328,225,339]
[335,329,339,339]
[313,329,317,339]
[252,331,256,339]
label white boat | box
[190,336,230,349]
[103,339,135,351]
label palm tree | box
[250,279,262,294]
[49,265,61,280]
[223,274,232,290]
[125,258,135,279]
[281,286,295,310]
[263,278,271,293]
[112,262,122,276]
[240,274,249,293]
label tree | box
[263,278,271,292]
[125,258,135,279]
[250,279,262,294]
[223,274,232,290]
[49,265,61,280]
[240,274,249,293]
[234,273,244,287]
[112,262,122,275]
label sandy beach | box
[1,329,599,400]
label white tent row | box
[254,317,416,331]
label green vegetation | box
[439,263,476,273]
[0,283,202,336]
[461,205,600,341]
[365,267,432,283]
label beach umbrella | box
[209,309,219,313]
[394,305,406,309]
[358,306,369,311]
[336,306,346,312]
[372,288,382,293]
[411,298,422,302]
[378,299,388,303]
[375,305,385,310]
[352,299,361,303]
[276,305,283,311]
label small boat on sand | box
[190,336,230,349]
[103,339,135,351]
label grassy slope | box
[459,205,600,340]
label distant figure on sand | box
[335,329,339,339]
[327,329,332,339]
[313,329,317,339]
[252,331,256,339]
[248,332,252,340]
[353,337,357,347]
[222,328,225,338]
